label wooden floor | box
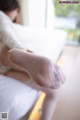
[53,46,80,120]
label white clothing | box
[0,11,25,74]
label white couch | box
[0,27,66,120]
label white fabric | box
[13,24,66,62]
[0,75,39,120]
[0,11,24,49]
[0,11,25,74]
[0,11,66,120]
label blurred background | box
[54,0,80,45]
[19,0,80,45]
[18,0,80,120]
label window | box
[53,0,80,45]
[19,0,55,28]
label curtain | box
[18,0,55,28]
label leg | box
[29,82,59,120]
[5,70,58,120]
[9,49,65,89]
[8,49,64,120]
[0,46,24,71]
[5,70,31,84]
[40,90,59,120]
[0,47,60,120]
[0,46,32,71]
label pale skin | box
[0,10,65,120]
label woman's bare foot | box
[9,49,65,89]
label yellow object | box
[57,55,63,67]
[28,53,63,120]
[28,93,46,120]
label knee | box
[46,89,59,100]
[41,85,59,98]
[42,58,65,89]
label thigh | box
[5,70,31,84]
[0,46,24,71]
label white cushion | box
[0,75,39,120]
[14,25,66,62]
